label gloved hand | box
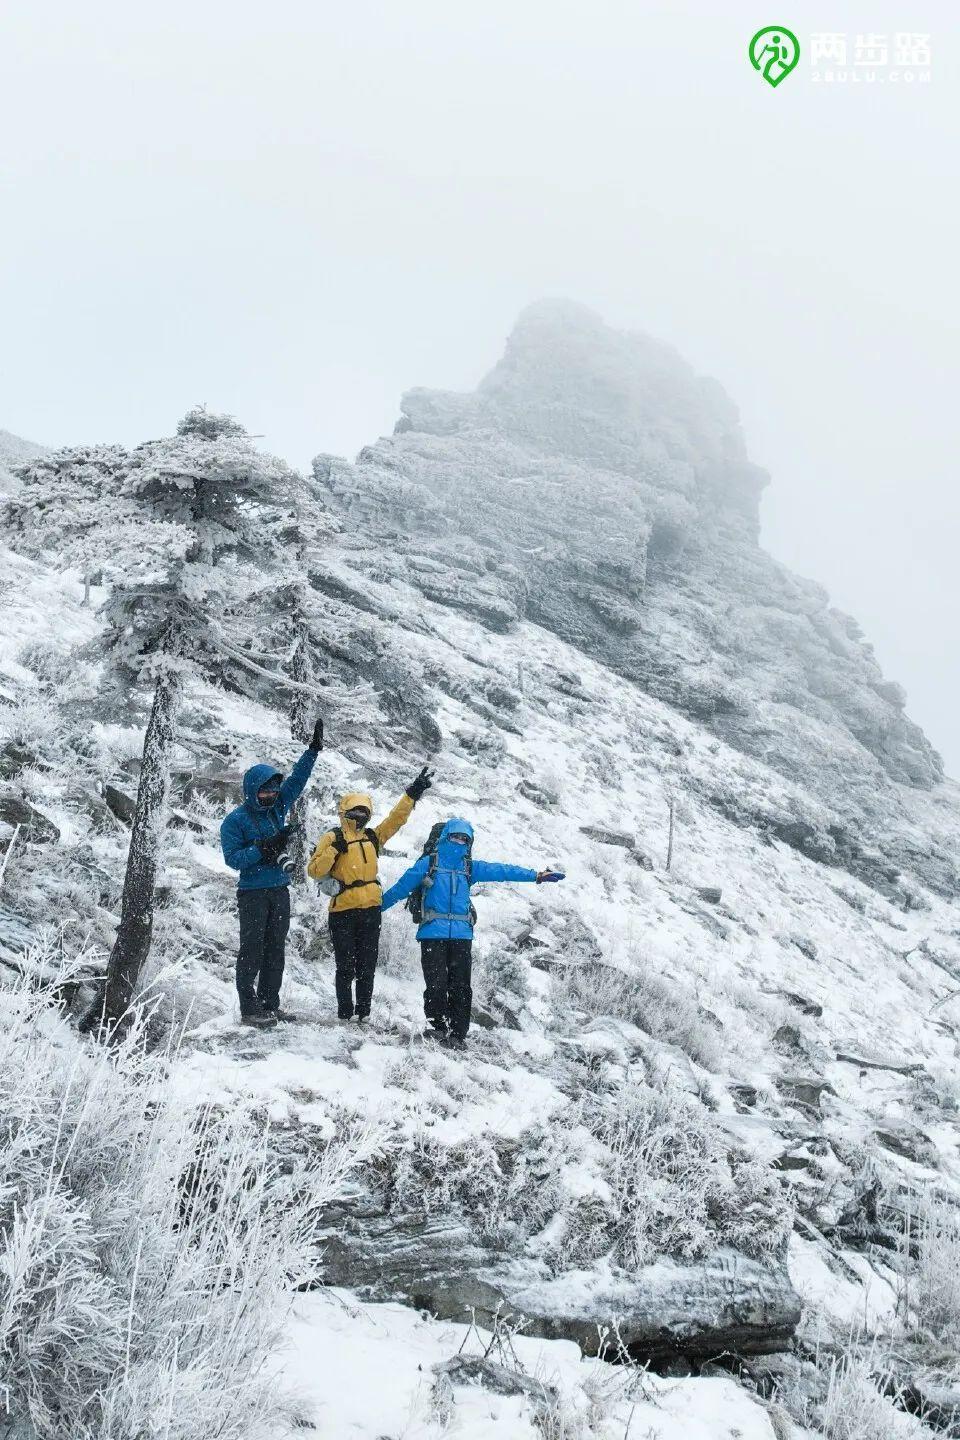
[535,869,565,884]
[309,717,324,753]
[406,765,434,802]
[259,826,294,864]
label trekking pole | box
[0,824,21,893]
[665,795,675,873]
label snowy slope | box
[3,517,960,1431]
[3,315,960,1435]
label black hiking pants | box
[236,886,290,1016]
[329,905,382,1019]
[420,938,473,1039]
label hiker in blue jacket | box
[220,718,324,1027]
[381,817,564,1048]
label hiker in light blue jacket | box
[381,817,564,1048]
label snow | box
[5,338,960,1435]
[279,1291,779,1439]
[789,1234,899,1333]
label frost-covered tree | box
[244,491,378,878]
[9,408,302,1024]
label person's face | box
[346,807,371,827]
[448,832,470,847]
[258,784,280,806]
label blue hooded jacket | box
[380,818,538,940]
[220,748,318,890]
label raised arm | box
[279,745,319,810]
[374,765,434,845]
[381,855,430,911]
[372,793,415,847]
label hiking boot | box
[241,1012,277,1029]
[355,1014,369,1027]
[264,1008,298,1023]
[444,1034,467,1051]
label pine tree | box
[250,486,376,880]
[10,408,301,1027]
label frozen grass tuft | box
[0,947,383,1440]
[900,1189,960,1345]
[581,1075,792,1265]
[551,959,724,1071]
[373,1072,790,1269]
[809,1354,918,1440]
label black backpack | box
[405,822,477,927]
[319,825,382,897]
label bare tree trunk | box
[666,794,675,873]
[287,624,312,882]
[100,669,180,1025]
[83,572,91,607]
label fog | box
[1,1,956,772]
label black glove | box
[259,826,293,864]
[308,717,324,753]
[406,765,434,802]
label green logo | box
[749,26,800,86]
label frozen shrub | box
[788,1353,919,1440]
[0,950,381,1440]
[901,1190,960,1344]
[583,1076,791,1265]
[375,1122,567,1250]
[551,959,724,1071]
[478,942,531,1005]
[377,907,421,980]
[375,1074,789,1270]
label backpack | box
[405,822,478,928]
[316,825,382,897]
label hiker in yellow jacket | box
[308,766,433,1022]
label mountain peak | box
[357,305,945,859]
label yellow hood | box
[339,792,373,824]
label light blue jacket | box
[381,817,538,940]
[220,749,317,890]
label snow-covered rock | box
[3,307,960,1435]
[323,301,950,905]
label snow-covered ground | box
[3,458,960,1434]
[279,1290,783,1438]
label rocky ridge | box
[318,300,952,905]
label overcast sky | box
[1,2,956,772]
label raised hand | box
[536,869,565,884]
[406,765,435,802]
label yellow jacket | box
[307,790,415,912]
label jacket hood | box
[243,764,284,809]
[339,792,374,821]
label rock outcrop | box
[316,300,955,898]
[316,1192,800,1362]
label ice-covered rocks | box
[313,300,953,898]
